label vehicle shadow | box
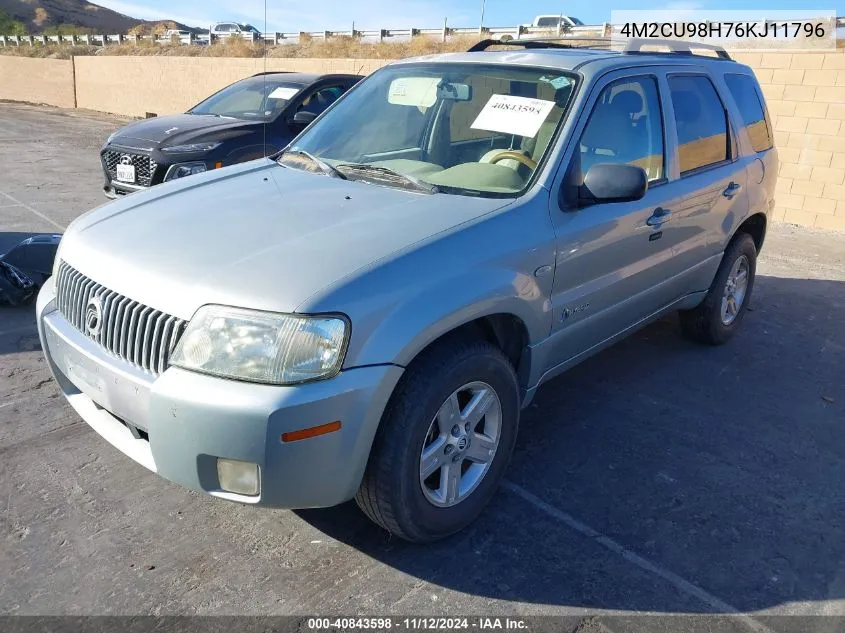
[296,274,845,613]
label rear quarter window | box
[724,73,773,153]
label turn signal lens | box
[282,421,342,443]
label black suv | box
[100,72,361,198]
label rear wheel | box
[679,233,757,345]
[355,337,519,542]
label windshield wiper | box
[336,163,439,194]
[277,150,347,180]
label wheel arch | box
[404,313,532,392]
[734,212,767,253]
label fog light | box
[216,458,260,496]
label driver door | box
[544,71,679,370]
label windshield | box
[285,63,577,197]
[189,78,302,121]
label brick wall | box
[0,56,75,109]
[73,56,388,117]
[733,51,845,232]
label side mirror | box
[292,111,318,127]
[580,163,648,205]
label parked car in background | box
[210,22,262,38]
[492,15,585,41]
[524,15,585,30]
[100,72,361,198]
[41,40,775,542]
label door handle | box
[723,182,742,199]
[647,207,673,227]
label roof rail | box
[468,37,613,53]
[622,38,732,60]
[468,37,733,61]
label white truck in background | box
[524,15,585,30]
[494,15,586,41]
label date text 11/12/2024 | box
[306,617,529,630]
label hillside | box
[0,0,196,34]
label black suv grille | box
[103,150,157,187]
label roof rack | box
[468,37,732,61]
[467,37,613,53]
[622,38,732,60]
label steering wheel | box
[487,151,537,170]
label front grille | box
[103,150,157,187]
[54,262,186,376]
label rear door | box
[658,71,749,291]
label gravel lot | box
[1,102,844,628]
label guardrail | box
[0,23,612,47]
[0,18,842,48]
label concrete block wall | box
[0,56,75,109]
[733,51,845,232]
[73,56,389,118]
[2,50,845,231]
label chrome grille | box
[103,150,157,187]
[54,262,186,376]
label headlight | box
[164,162,207,181]
[170,305,349,385]
[161,142,222,153]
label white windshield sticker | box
[267,87,299,100]
[388,77,439,107]
[471,94,556,138]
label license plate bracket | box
[116,164,136,183]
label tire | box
[679,232,757,345]
[355,336,520,542]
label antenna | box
[262,0,268,158]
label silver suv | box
[37,39,776,542]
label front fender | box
[298,192,557,386]
[343,266,552,373]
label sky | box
[94,0,837,32]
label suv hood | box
[58,159,511,320]
[108,113,257,148]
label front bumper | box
[104,180,147,199]
[36,278,404,508]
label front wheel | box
[679,232,757,345]
[355,338,520,542]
